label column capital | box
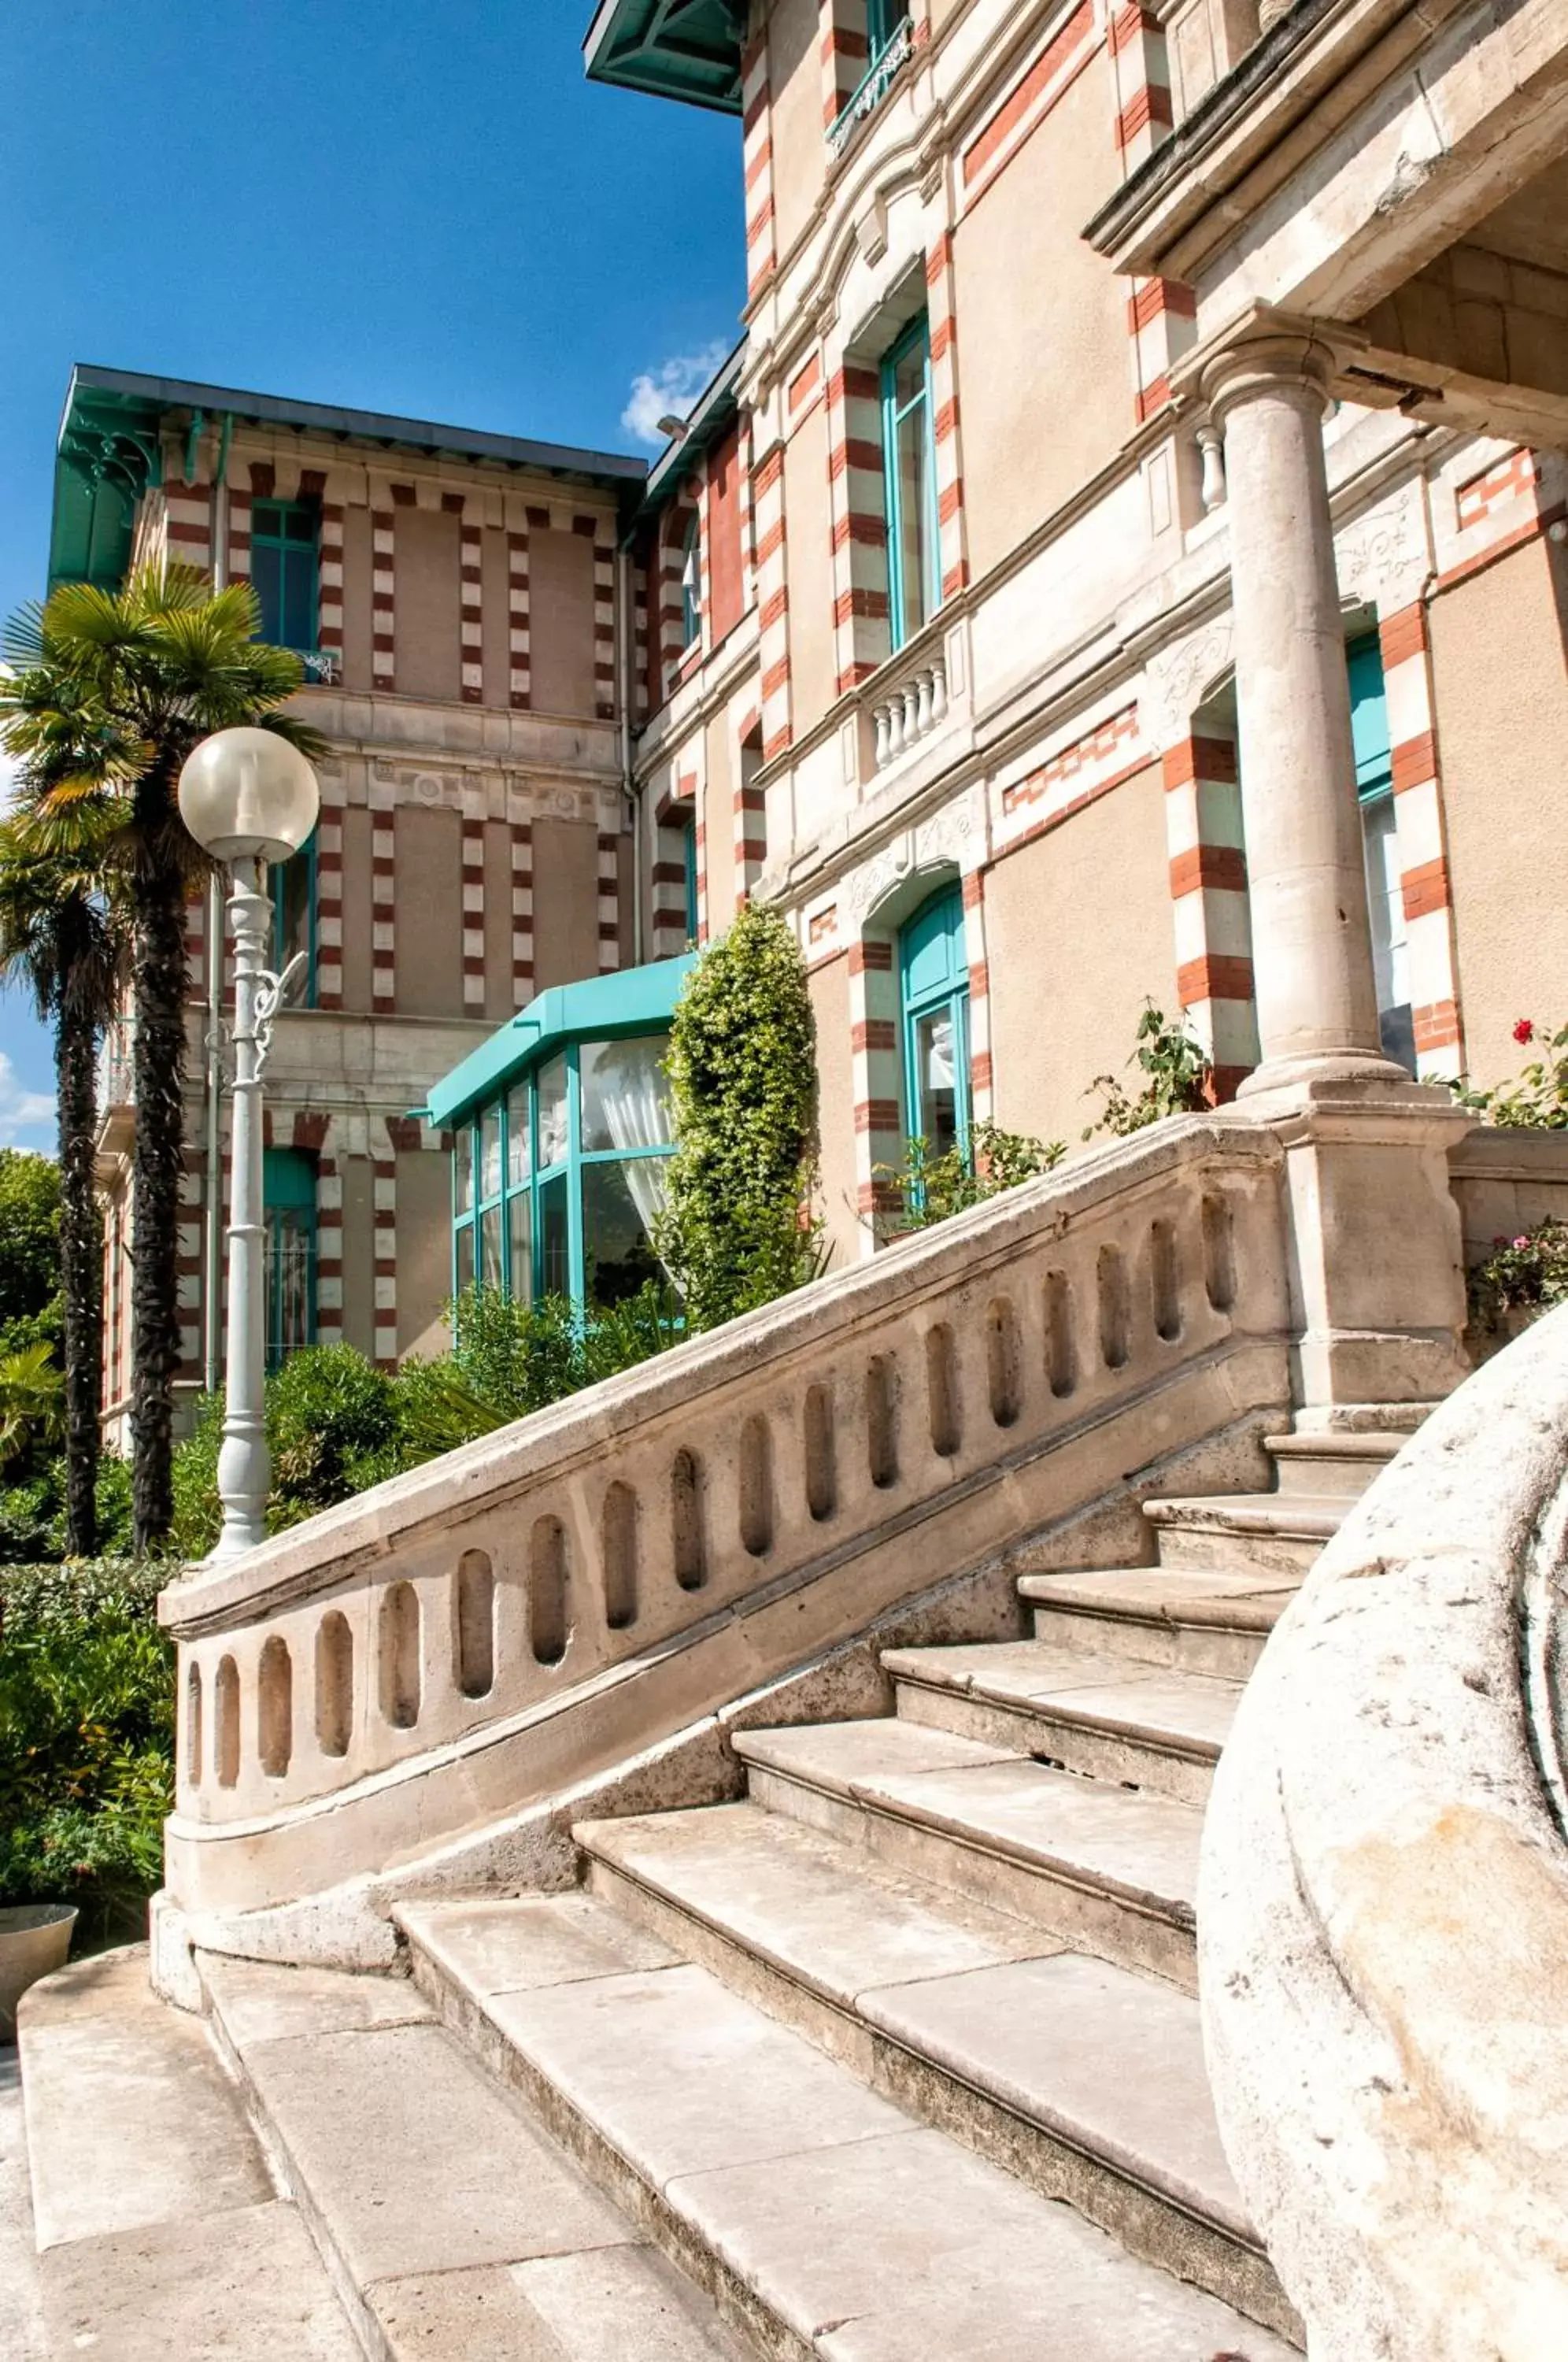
[1178,304,1367,428]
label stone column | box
[1204,321,1469,1412]
[1204,328,1397,1092]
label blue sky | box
[0,0,744,1151]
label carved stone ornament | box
[1334,482,1428,613]
[844,784,982,926]
[1139,620,1235,750]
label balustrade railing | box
[161,1116,1291,1936]
[871,653,948,772]
[827,16,914,158]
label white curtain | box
[589,1041,674,1248]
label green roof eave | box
[583,0,745,114]
[422,953,697,1131]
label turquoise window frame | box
[271,827,318,1009]
[867,0,908,57]
[682,815,699,942]
[261,1148,318,1372]
[898,883,971,1169]
[449,1038,678,1313]
[250,498,319,656]
[881,314,941,654]
[680,510,701,649]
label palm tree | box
[1,567,326,1549]
[0,798,126,1553]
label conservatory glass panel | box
[582,1159,666,1306]
[579,1033,674,1156]
[538,1054,569,1170]
[539,1172,571,1298]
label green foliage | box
[0,1557,174,1937]
[874,1122,1066,1240]
[656,901,822,1331]
[0,1452,131,1569]
[268,1345,403,1516]
[1452,1017,1568,1129]
[0,1148,61,1356]
[1467,1219,1568,1334]
[0,1341,65,1469]
[1083,1002,1212,1139]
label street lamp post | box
[177,728,320,1561]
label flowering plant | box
[1452,1018,1568,1128]
[1467,1218,1568,1334]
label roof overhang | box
[422,953,696,1131]
[584,0,745,115]
[48,364,649,595]
[639,339,746,521]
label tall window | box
[867,0,908,57]
[680,510,701,649]
[453,1034,677,1312]
[252,499,318,654]
[899,884,970,1161]
[882,316,939,653]
[272,831,317,1009]
[262,1149,317,1370]
[1348,634,1415,1074]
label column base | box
[1222,1072,1472,1414]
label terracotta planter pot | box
[0,1905,77,2039]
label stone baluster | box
[886,696,906,760]
[930,659,948,724]
[874,703,893,767]
[915,670,934,735]
[901,681,920,746]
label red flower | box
[1514,1019,1536,1046]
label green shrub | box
[1083,1002,1212,1138]
[0,1557,174,1941]
[874,1121,1065,1240]
[656,901,822,1331]
[1453,1017,1568,1129]
[1467,1219,1568,1333]
[0,1446,132,1567]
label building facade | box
[52,370,643,1435]
[591,0,1568,1272]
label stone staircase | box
[21,1432,1400,2360]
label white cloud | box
[0,1050,54,1151]
[622,340,734,446]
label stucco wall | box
[808,951,860,1271]
[530,528,596,719]
[395,509,462,704]
[532,815,601,988]
[340,1157,376,1362]
[952,51,1126,582]
[986,761,1178,1148]
[783,395,838,743]
[341,805,374,1012]
[341,507,375,694]
[395,805,463,1018]
[397,1150,452,1360]
[1433,536,1568,1086]
[481,525,512,711]
[768,0,826,263]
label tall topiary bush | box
[657,901,820,1332]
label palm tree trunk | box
[130,854,189,1550]
[55,940,102,1557]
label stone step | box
[399,1890,1300,2361]
[1145,1491,1344,1576]
[574,1801,1297,2341]
[1018,1565,1299,1679]
[197,1944,753,2362]
[882,1638,1240,1805]
[1264,1429,1403,1498]
[730,1717,1204,1990]
[16,1946,361,2362]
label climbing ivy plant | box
[656,901,822,1332]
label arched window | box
[898,883,970,1161]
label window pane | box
[893,395,931,644]
[265,1208,316,1369]
[913,1006,961,1157]
[508,1190,533,1305]
[480,1205,503,1292]
[253,542,283,646]
[582,1159,667,1308]
[453,1127,475,1217]
[579,1035,674,1155]
[272,839,314,1006]
[455,1220,475,1295]
[538,1055,569,1170]
[893,340,926,413]
[282,544,316,652]
[479,1106,503,1202]
[539,1172,571,1298]
[506,1086,531,1187]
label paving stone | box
[239,2019,635,2284]
[486,1961,907,2185]
[577,1802,1056,2002]
[20,1949,271,2251]
[37,2199,364,2362]
[398,1890,681,1998]
[860,1951,1255,2240]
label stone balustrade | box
[871,654,948,772]
[160,1116,1292,1952]
[1200,1300,1568,2361]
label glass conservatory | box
[423,956,693,1312]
